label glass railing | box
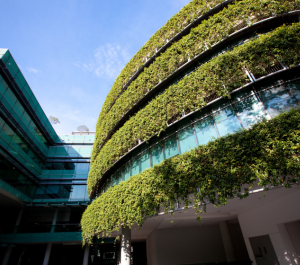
[100,75,300,194]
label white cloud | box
[74,43,130,79]
[27,67,40,74]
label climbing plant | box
[82,108,300,245]
[92,0,300,163]
[99,0,226,122]
[88,22,300,194]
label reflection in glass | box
[140,150,151,172]
[259,85,299,118]
[123,163,131,181]
[178,125,197,153]
[213,106,242,137]
[163,135,179,159]
[70,185,88,200]
[288,80,300,102]
[235,95,270,128]
[131,156,139,176]
[194,116,218,145]
[150,143,163,166]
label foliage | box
[77,125,89,133]
[87,22,300,194]
[48,116,60,124]
[92,0,300,163]
[98,0,225,123]
[82,108,300,244]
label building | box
[82,1,300,265]
[0,49,95,264]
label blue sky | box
[0,0,190,135]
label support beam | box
[219,221,236,262]
[13,208,24,233]
[121,226,131,265]
[1,244,12,265]
[82,244,90,265]
[43,243,52,265]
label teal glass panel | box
[259,85,299,118]
[4,89,17,109]
[150,143,163,166]
[213,105,242,137]
[21,112,31,127]
[76,163,89,174]
[131,156,140,176]
[13,101,24,118]
[287,80,300,102]
[116,170,122,184]
[178,125,197,153]
[55,146,68,156]
[234,94,270,128]
[163,135,179,159]
[140,150,150,172]
[111,174,117,187]
[70,185,87,200]
[0,77,8,95]
[194,116,218,145]
[123,163,131,181]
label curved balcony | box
[93,9,300,160]
[95,69,300,196]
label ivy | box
[92,0,300,163]
[98,0,225,126]
[82,108,300,245]
[88,22,300,194]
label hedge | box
[92,0,300,163]
[82,108,300,244]
[87,22,300,194]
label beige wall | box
[146,223,248,265]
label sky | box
[0,0,190,135]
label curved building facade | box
[83,1,300,264]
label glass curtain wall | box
[101,78,300,193]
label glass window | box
[131,156,140,176]
[213,106,242,137]
[76,163,89,174]
[115,170,122,185]
[259,85,299,118]
[178,125,197,153]
[287,80,300,102]
[163,135,179,159]
[70,185,87,200]
[123,163,131,181]
[234,94,270,128]
[194,116,218,145]
[150,143,163,166]
[140,150,150,172]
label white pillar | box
[219,221,236,262]
[43,242,52,265]
[13,208,24,233]
[121,226,131,265]
[277,224,299,265]
[50,208,59,233]
[82,244,90,265]
[1,244,12,265]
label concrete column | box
[1,244,12,265]
[277,223,299,265]
[43,243,52,265]
[120,226,131,265]
[82,244,90,265]
[50,208,59,233]
[219,221,236,262]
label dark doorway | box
[249,235,278,265]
